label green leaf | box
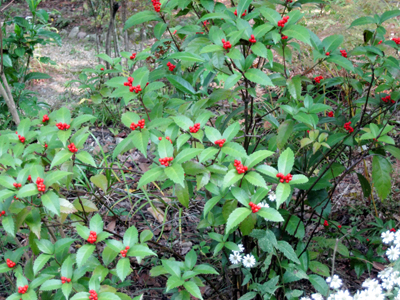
[158,138,174,158]
[356,173,371,198]
[372,155,392,200]
[0,176,15,189]
[309,274,329,296]
[277,241,300,264]
[385,145,400,160]
[172,115,194,131]
[98,292,121,300]
[32,254,52,276]
[90,174,108,192]
[244,171,267,188]
[193,264,218,275]
[41,191,60,216]
[309,261,330,277]
[277,120,294,149]
[276,183,291,208]
[287,75,302,100]
[282,25,311,45]
[226,207,252,233]
[251,42,269,58]
[36,239,54,254]
[199,148,219,163]
[62,282,73,300]
[116,257,132,281]
[204,196,222,216]
[176,182,190,208]
[260,7,281,24]
[40,279,62,291]
[278,148,294,175]
[166,75,196,95]
[257,207,284,222]
[221,142,247,158]
[162,260,181,277]
[61,256,73,279]
[327,55,354,71]
[289,175,308,185]
[121,112,140,127]
[164,164,185,187]
[245,150,274,169]
[169,52,205,62]
[166,276,184,292]
[380,10,400,24]
[237,0,252,17]
[204,126,222,143]
[76,151,96,167]
[17,184,38,198]
[222,169,243,190]
[90,214,104,233]
[2,215,15,237]
[154,22,167,40]
[183,281,203,300]
[70,292,90,300]
[174,148,202,164]
[132,129,150,158]
[199,45,225,54]
[225,73,242,89]
[349,16,376,27]
[24,72,51,82]
[244,69,274,87]
[138,167,164,188]
[124,225,139,247]
[76,244,95,268]
[222,122,241,142]
[51,150,73,169]
[124,10,162,30]
[45,171,73,186]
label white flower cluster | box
[229,244,256,268]
[300,229,400,300]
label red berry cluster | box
[234,160,248,174]
[100,68,104,71]
[222,39,231,50]
[123,77,134,87]
[159,157,173,167]
[36,177,46,192]
[6,259,16,268]
[325,51,330,56]
[214,139,226,148]
[378,40,383,45]
[249,202,261,213]
[67,143,78,153]
[56,123,70,130]
[158,137,173,144]
[16,132,25,143]
[281,35,288,40]
[120,246,130,257]
[286,0,293,3]
[314,76,323,84]
[277,16,289,27]
[27,175,31,182]
[130,53,136,60]
[14,196,18,199]
[328,111,334,117]
[130,119,145,130]
[340,49,347,58]
[151,0,161,12]
[167,62,176,71]
[323,220,329,227]
[390,228,396,232]
[189,123,200,133]
[203,21,209,27]
[392,38,400,45]
[89,290,98,300]
[129,85,142,93]
[249,34,256,43]
[18,285,28,294]
[88,231,97,244]
[344,121,354,133]
[234,9,246,17]
[13,182,22,189]
[382,95,395,104]
[61,277,71,284]
[276,172,293,183]
[42,114,49,123]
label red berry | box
[100,68,104,71]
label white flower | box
[378,267,393,279]
[237,244,245,253]
[300,297,311,300]
[362,278,380,290]
[334,290,353,300]
[229,251,242,264]
[381,278,394,291]
[326,274,342,289]
[268,192,276,202]
[242,254,256,268]
[386,246,400,261]
[381,230,394,244]
[311,294,324,300]
[394,231,400,246]
[259,201,269,208]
